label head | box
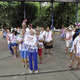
[30,29,35,36]
[73,29,80,41]
[7,29,11,33]
[68,28,72,32]
[41,27,45,31]
[36,30,40,36]
[21,29,26,34]
[75,26,79,30]
[12,30,17,35]
[62,25,64,28]
[71,25,74,28]
[22,22,26,29]
[46,27,50,32]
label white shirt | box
[38,34,44,49]
[45,31,52,42]
[17,34,26,51]
[6,33,11,44]
[24,35,38,50]
[40,30,46,37]
[26,28,30,35]
[73,35,80,54]
[66,31,70,39]
[10,34,18,43]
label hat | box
[76,30,80,34]
[68,28,73,31]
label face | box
[75,26,78,29]
[7,29,10,33]
[71,25,74,28]
[46,27,49,32]
[21,29,25,34]
[69,30,72,32]
[30,30,34,35]
[36,31,40,36]
[41,27,44,31]
[13,31,15,35]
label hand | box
[20,39,24,43]
[9,41,11,44]
[74,53,76,55]
[36,42,39,46]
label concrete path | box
[0,34,80,80]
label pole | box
[24,0,26,19]
[77,2,78,24]
[52,2,54,29]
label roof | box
[0,0,80,3]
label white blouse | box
[45,31,53,42]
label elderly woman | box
[24,29,38,73]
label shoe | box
[35,70,38,73]
[70,59,73,63]
[16,54,18,57]
[40,62,43,64]
[28,70,33,73]
[69,65,73,70]
[44,53,47,55]
[76,61,78,63]
[74,67,79,70]
[14,55,17,58]
[25,64,27,68]
[49,53,52,55]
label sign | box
[24,35,37,46]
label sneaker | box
[70,59,73,63]
[40,62,43,64]
[25,64,27,68]
[28,70,33,73]
[14,55,17,58]
[44,53,47,55]
[49,53,52,55]
[35,70,38,73]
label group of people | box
[5,22,54,73]
[61,24,80,70]
[4,20,80,73]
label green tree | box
[45,3,77,28]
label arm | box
[17,39,24,44]
[44,35,45,43]
[39,40,44,42]
[65,35,72,40]
[74,45,77,55]
[52,31,54,43]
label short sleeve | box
[73,36,79,45]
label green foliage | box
[0,2,78,29]
[44,3,77,28]
[0,1,38,28]
[54,3,76,28]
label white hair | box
[30,29,36,34]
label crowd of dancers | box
[61,24,80,70]
[4,20,54,73]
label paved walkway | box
[0,34,80,80]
